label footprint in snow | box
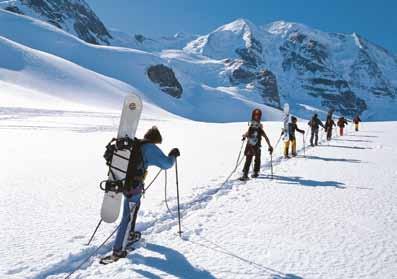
[6,266,28,275]
[68,235,85,242]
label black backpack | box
[101,137,147,193]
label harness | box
[247,121,262,147]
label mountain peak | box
[217,18,257,33]
[184,18,266,60]
[264,20,315,36]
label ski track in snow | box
[1,111,396,279]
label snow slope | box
[0,9,283,122]
[0,35,130,111]
[0,108,396,278]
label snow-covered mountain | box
[1,1,396,121]
[0,9,283,122]
[0,0,112,45]
[185,19,397,119]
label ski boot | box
[251,172,259,178]
[239,175,249,181]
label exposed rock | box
[229,61,256,84]
[235,36,263,67]
[134,34,145,43]
[255,70,281,108]
[4,5,23,14]
[280,32,329,74]
[228,61,281,108]
[147,65,183,98]
[350,48,396,98]
[321,91,367,116]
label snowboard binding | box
[99,179,125,193]
[103,136,134,165]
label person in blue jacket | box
[111,126,180,260]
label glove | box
[168,148,180,157]
[268,146,273,154]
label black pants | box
[310,128,319,145]
[243,148,261,176]
[326,128,332,141]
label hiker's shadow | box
[305,155,362,163]
[321,144,371,150]
[348,134,378,138]
[131,243,216,279]
[259,175,346,189]
[334,138,372,143]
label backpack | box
[102,137,146,194]
[124,139,147,193]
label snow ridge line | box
[35,124,342,278]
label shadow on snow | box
[187,237,303,279]
[333,138,372,143]
[258,175,346,189]
[347,134,378,138]
[131,243,215,279]
[319,144,371,150]
[304,155,362,164]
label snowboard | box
[100,94,143,223]
[282,103,290,141]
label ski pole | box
[235,138,245,171]
[65,223,121,279]
[175,158,183,237]
[303,134,306,158]
[274,132,283,150]
[270,153,273,179]
[86,219,103,246]
[143,168,163,194]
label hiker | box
[240,108,273,180]
[324,113,336,141]
[111,126,180,260]
[284,116,305,158]
[307,113,325,146]
[353,115,361,131]
[337,117,349,136]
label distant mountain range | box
[1,0,396,120]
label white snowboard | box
[100,93,142,223]
[282,103,290,141]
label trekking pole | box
[175,158,183,237]
[274,132,283,150]
[235,139,245,170]
[86,219,103,246]
[65,223,121,279]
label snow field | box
[0,109,396,278]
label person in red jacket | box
[337,117,348,136]
[240,109,273,180]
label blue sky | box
[87,0,396,52]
